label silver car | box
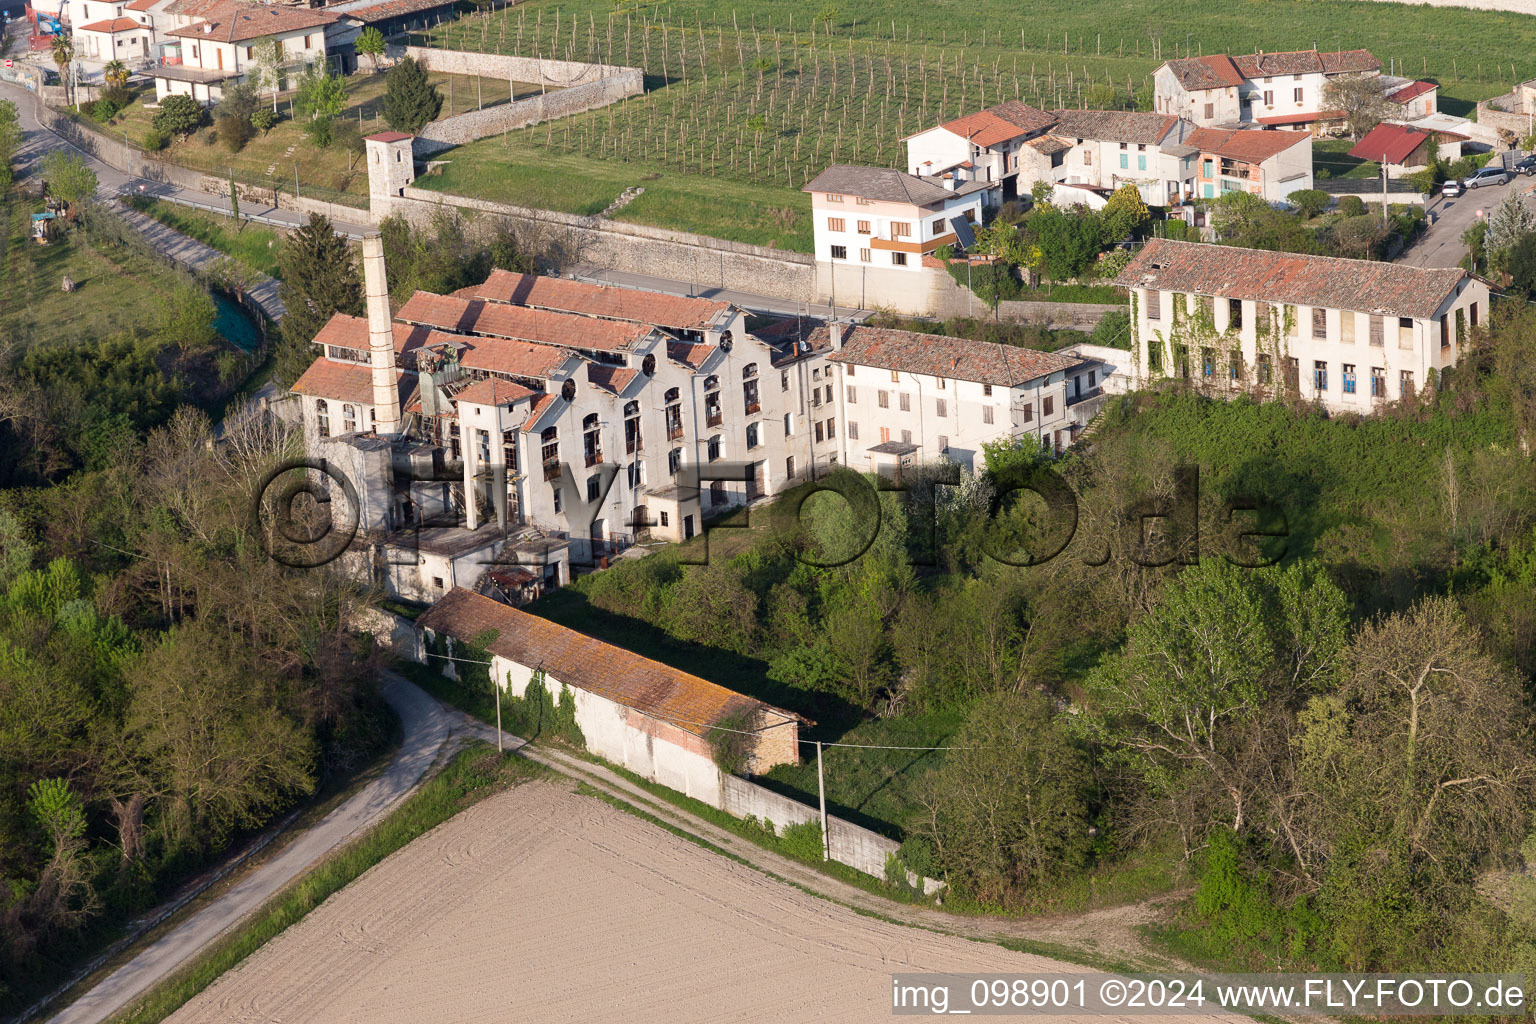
[1465,165,1512,188]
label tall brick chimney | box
[362,234,401,437]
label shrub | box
[142,128,168,152]
[1286,188,1330,218]
[151,94,204,140]
[303,115,334,148]
[1338,195,1366,218]
[778,820,825,863]
[86,98,120,123]
[250,107,277,134]
[1089,308,1132,349]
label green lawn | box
[416,144,813,252]
[0,200,180,349]
[124,196,285,279]
[1314,138,1379,182]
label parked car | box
[1465,165,1512,189]
[1441,179,1465,198]
[1515,155,1536,176]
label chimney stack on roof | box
[362,234,401,437]
[829,321,844,351]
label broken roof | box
[819,325,1080,387]
[1049,109,1183,145]
[397,291,650,353]
[802,165,991,204]
[1116,239,1470,319]
[418,588,808,737]
[289,357,415,409]
[477,270,735,332]
[450,376,536,408]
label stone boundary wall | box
[1477,95,1530,141]
[398,45,644,155]
[393,185,817,301]
[996,299,1122,328]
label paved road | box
[1400,174,1536,268]
[45,674,454,1024]
[0,76,373,239]
[569,265,875,322]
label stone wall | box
[392,185,818,302]
[399,45,644,156]
[1475,96,1531,142]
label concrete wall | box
[415,632,941,892]
[398,45,643,156]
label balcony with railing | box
[584,450,604,468]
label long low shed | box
[417,588,805,807]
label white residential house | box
[1171,127,1313,202]
[1117,239,1489,415]
[1045,109,1195,206]
[902,100,1060,202]
[148,1,337,104]
[802,164,990,313]
[819,322,1089,474]
[1152,49,1427,133]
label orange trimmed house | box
[417,588,806,793]
[1174,126,1313,202]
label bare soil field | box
[161,779,1241,1024]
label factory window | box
[342,404,357,432]
[315,400,330,437]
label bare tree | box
[1323,73,1394,139]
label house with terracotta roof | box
[418,588,804,794]
[146,0,338,104]
[901,100,1059,201]
[818,321,1092,471]
[1116,239,1488,413]
[1349,121,1468,177]
[1172,126,1313,202]
[1152,48,1424,133]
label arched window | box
[315,399,330,438]
[624,400,640,416]
[704,375,719,390]
[664,387,680,402]
[742,364,761,413]
[583,414,602,467]
[540,427,559,481]
[707,434,722,461]
[342,403,357,433]
[668,447,683,475]
[704,376,723,426]
[624,401,642,454]
[709,480,726,506]
[665,388,683,439]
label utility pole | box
[1381,163,1388,227]
[495,680,503,753]
[815,740,829,861]
[294,162,301,206]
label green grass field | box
[124,196,286,279]
[0,200,184,349]
[1313,138,1380,181]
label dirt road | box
[46,675,453,1024]
[159,778,1241,1024]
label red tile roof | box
[1348,122,1440,165]
[1388,80,1437,104]
[666,340,715,369]
[521,393,558,431]
[365,130,414,143]
[125,0,159,10]
[586,362,640,396]
[78,17,142,31]
[311,314,446,365]
[933,100,1057,148]
[477,270,734,332]
[1184,127,1310,164]
[1232,49,1379,78]
[397,291,649,352]
[1116,239,1470,320]
[1163,54,1245,91]
[455,335,574,381]
[289,357,415,409]
[342,0,456,24]
[166,2,335,41]
[417,588,806,736]
[820,325,1080,387]
[1255,110,1345,126]
[451,377,535,408]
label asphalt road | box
[45,674,453,1024]
[1401,173,1536,268]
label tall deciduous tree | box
[1323,73,1393,139]
[355,26,386,71]
[276,214,362,386]
[40,150,97,212]
[382,57,442,134]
